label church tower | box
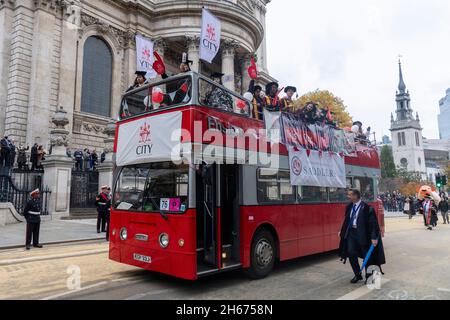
[390,60,426,179]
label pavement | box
[2,215,450,300]
[0,219,105,249]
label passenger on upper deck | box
[247,80,265,121]
[264,82,282,112]
[126,71,147,92]
[279,86,297,113]
[204,72,233,112]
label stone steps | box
[62,209,98,220]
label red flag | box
[248,56,258,79]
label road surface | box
[1,216,450,300]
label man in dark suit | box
[339,189,386,284]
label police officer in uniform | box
[24,189,43,250]
[95,186,111,234]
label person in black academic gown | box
[127,71,147,92]
[339,189,386,284]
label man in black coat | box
[339,189,386,284]
[24,189,43,250]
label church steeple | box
[394,60,413,122]
[398,59,407,93]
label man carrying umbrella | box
[339,189,386,284]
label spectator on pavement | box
[17,144,29,170]
[74,149,83,171]
[30,143,38,171]
[439,197,450,225]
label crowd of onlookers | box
[66,148,106,172]
[378,191,410,212]
[0,136,47,171]
[0,135,106,172]
[379,190,450,220]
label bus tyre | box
[247,229,275,279]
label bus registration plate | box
[133,253,152,264]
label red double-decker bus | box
[109,72,384,280]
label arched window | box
[80,36,113,117]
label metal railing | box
[0,175,51,216]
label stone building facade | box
[0,0,273,152]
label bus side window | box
[329,188,348,203]
[257,169,295,203]
[299,186,328,203]
[353,177,375,202]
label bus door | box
[196,163,218,269]
[219,164,241,268]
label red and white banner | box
[116,112,183,166]
[135,35,156,80]
[200,9,221,63]
[289,148,346,188]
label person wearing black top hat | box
[279,86,297,113]
[265,81,281,111]
[127,71,147,92]
[205,72,233,112]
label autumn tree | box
[294,89,353,128]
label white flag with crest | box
[135,35,156,80]
[200,9,221,63]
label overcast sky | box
[265,0,450,140]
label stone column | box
[186,35,200,73]
[97,121,116,191]
[42,107,72,218]
[221,40,238,91]
[5,0,35,144]
[26,4,59,147]
[154,36,167,60]
[239,53,253,94]
[0,1,15,136]
[58,0,81,136]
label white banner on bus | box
[135,34,156,80]
[288,148,346,188]
[116,112,183,167]
[199,9,221,63]
[263,110,281,145]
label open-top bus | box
[109,72,384,280]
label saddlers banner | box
[280,112,346,154]
[116,112,182,166]
[200,8,221,63]
[288,148,346,188]
[135,35,156,80]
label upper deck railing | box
[119,72,252,121]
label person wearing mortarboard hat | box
[127,71,148,92]
[95,185,111,234]
[279,86,297,113]
[246,80,266,121]
[24,189,43,250]
[264,81,282,112]
[204,71,233,112]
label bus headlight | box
[120,228,128,241]
[159,233,169,248]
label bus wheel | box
[246,229,275,279]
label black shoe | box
[351,274,363,284]
[97,230,101,234]
[26,246,31,250]
[427,227,433,230]
[33,244,43,248]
